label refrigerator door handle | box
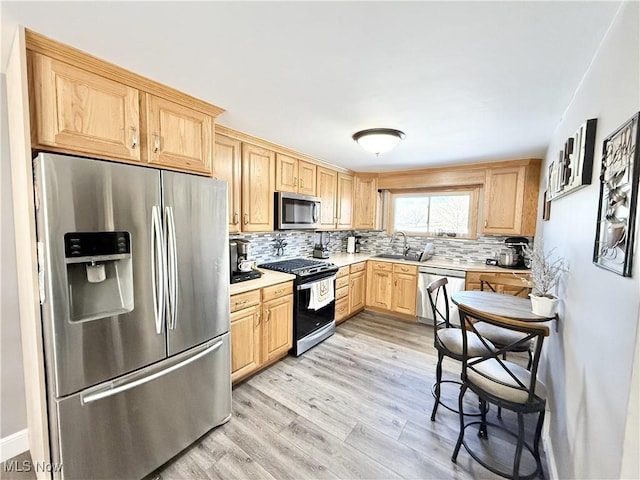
[151,206,166,334]
[165,206,179,330]
[81,339,224,404]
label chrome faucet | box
[390,231,410,256]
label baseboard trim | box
[0,429,29,463]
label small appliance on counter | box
[230,239,262,283]
[313,232,331,259]
[497,236,530,269]
[354,235,362,253]
[346,235,356,254]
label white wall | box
[0,74,28,438]
[538,2,640,478]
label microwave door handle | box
[312,203,319,223]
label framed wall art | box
[593,112,640,277]
[548,118,598,200]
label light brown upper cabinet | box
[353,175,378,229]
[213,134,242,233]
[29,52,141,162]
[316,168,353,230]
[143,94,213,174]
[317,167,338,229]
[242,143,275,232]
[298,160,317,196]
[275,154,317,196]
[482,160,541,236]
[336,173,354,229]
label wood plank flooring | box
[2,311,547,479]
[155,311,548,479]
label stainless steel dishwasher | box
[417,266,466,325]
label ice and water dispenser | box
[64,231,134,322]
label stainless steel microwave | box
[275,192,321,230]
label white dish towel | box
[308,278,335,311]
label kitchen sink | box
[372,253,423,261]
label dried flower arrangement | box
[522,242,568,299]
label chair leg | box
[513,411,525,480]
[478,399,488,438]
[431,352,444,421]
[527,350,533,370]
[533,409,546,478]
[451,383,467,463]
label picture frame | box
[542,191,551,221]
[548,118,598,200]
[593,112,640,277]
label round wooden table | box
[451,290,554,322]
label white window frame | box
[387,187,480,239]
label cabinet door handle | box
[294,176,298,186]
[233,212,239,225]
[130,127,138,149]
[153,133,160,153]
[484,219,488,228]
[255,312,261,327]
[300,179,304,187]
[265,309,271,322]
[244,213,249,225]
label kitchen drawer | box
[337,266,350,278]
[230,289,261,313]
[336,285,349,300]
[350,262,366,274]
[369,261,393,272]
[336,275,349,289]
[335,297,349,322]
[393,263,417,275]
[262,281,293,302]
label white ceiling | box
[1,1,622,172]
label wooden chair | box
[476,275,533,370]
[426,278,494,421]
[479,274,531,298]
[452,303,549,480]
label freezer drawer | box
[52,334,231,480]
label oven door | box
[295,272,336,340]
[276,192,320,230]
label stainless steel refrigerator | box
[34,153,232,479]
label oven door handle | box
[297,274,336,290]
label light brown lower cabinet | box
[391,264,418,316]
[230,282,292,383]
[366,261,393,310]
[366,261,418,320]
[335,262,366,324]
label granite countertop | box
[229,252,529,295]
[229,269,295,296]
[326,252,529,274]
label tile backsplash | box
[230,230,532,264]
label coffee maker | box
[504,236,530,269]
[229,239,261,283]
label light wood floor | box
[2,311,547,480]
[155,311,547,479]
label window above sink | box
[388,187,480,239]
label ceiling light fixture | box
[352,128,406,156]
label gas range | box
[259,258,338,278]
[258,257,338,357]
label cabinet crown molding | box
[25,28,225,118]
